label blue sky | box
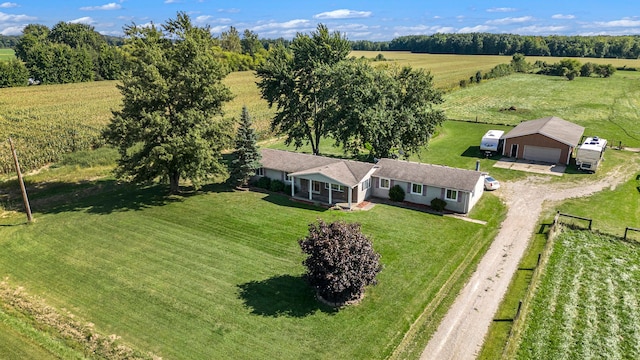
[1,1,639,40]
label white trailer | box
[576,136,607,172]
[480,130,504,155]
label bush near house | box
[431,198,447,212]
[389,184,405,202]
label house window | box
[256,168,264,176]
[285,172,292,182]
[445,189,458,201]
[379,178,390,189]
[362,178,371,190]
[312,181,321,194]
[325,183,344,192]
[411,183,423,195]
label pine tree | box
[229,106,261,187]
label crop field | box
[0,170,505,358]
[351,51,640,90]
[0,48,15,61]
[515,229,640,359]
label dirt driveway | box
[420,163,638,360]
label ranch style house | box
[257,149,486,214]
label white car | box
[484,176,500,190]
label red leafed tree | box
[299,219,382,305]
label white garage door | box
[523,145,561,163]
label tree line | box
[353,33,640,59]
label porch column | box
[290,176,295,197]
[328,184,332,204]
[308,180,313,200]
[348,186,352,209]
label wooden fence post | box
[8,138,33,223]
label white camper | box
[480,130,504,155]
[576,136,607,172]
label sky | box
[1,1,639,40]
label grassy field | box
[442,71,640,148]
[515,228,640,359]
[0,48,15,61]
[0,157,506,358]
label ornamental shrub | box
[389,184,405,202]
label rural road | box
[420,164,637,360]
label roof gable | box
[502,116,585,146]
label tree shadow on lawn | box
[237,274,337,317]
[260,193,327,212]
[25,180,233,216]
[461,145,502,160]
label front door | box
[510,144,518,158]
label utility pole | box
[8,138,33,223]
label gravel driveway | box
[420,164,637,360]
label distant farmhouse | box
[501,116,585,165]
[257,149,485,213]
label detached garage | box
[502,116,585,165]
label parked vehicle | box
[484,175,500,190]
[576,136,607,172]
[480,130,504,156]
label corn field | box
[516,229,640,359]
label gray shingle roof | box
[260,149,482,192]
[374,158,483,192]
[501,116,585,147]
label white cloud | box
[515,25,568,34]
[594,18,640,27]
[0,2,18,8]
[0,25,23,35]
[0,11,36,22]
[194,15,231,25]
[486,16,533,25]
[164,0,180,3]
[217,8,240,13]
[487,7,516,13]
[313,9,372,20]
[458,25,493,33]
[252,19,310,31]
[80,3,121,11]
[552,14,575,20]
[393,24,456,35]
[69,16,96,25]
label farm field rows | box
[0,176,505,359]
[515,229,640,359]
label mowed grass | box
[442,72,640,147]
[0,174,505,359]
[0,48,15,61]
[515,229,640,359]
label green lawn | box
[515,229,640,359]
[0,48,15,61]
[0,168,505,358]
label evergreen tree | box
[229,106,262,187]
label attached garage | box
[502,116,585,165]
[523,145,561,163]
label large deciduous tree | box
[299,219,382,306]
[256,24,350,155]
[103,12,234,194]
[228,106,262,188]
[324,60,445,159]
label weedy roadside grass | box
[515,229,640,359]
